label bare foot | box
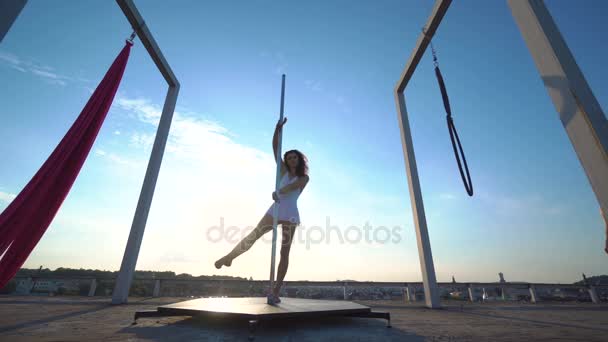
[214,256,232,269]
[266,293,281,305]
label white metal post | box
[395,93,441,308]
[468,285,475,302]
[112,0,180,305]
[88,279,97,297]
[589,286,600,304]
[393,0,450,309]
[152,279,161,297]
[508,0,608,214]
[112,85,178,304]
[529,285,538,303]
[406,284,416,302]
[269,74,286,299]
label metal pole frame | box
[393,0,451,309]
[507,0,608,219]
[395,0,607,309]
[112,0,180,304]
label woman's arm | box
[273,118,287,175]
[279,175,309,194]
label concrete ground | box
[1,296,607,341]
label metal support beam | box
[406,284,416,302]
[88,279,97,297]
[589,286,600,304]
[393,0,451,309]
[529,285,538,303]
[0,0,27,43]
[115,0,179,87]
[113,86,178,304]
[395,0,451,93]
[112,0,180,304]
[508,0,608,215]
[152,279,161,297]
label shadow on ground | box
[0,303,112,334]
[123,315,424,341]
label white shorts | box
[266,202,300,225]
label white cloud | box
[129,132,155,151]
[0,51,25,72]
[439,193,456,200]
[30,68,68,86]
[0,52,20,65]
[116,97,161,125]
[305,79,323,92]
[0,191,16,203]
[478,191,565,217]
[100,94,281,275]
[113,95,272,174]
[106,153,139,166]
[105,95,277,218]
[94,147,141,168]
[0,50,72,86]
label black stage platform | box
[134,297,390,340]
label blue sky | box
[0,0,606,283]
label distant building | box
[32,280,59,293]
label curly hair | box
[283,149,309,177]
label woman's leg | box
[272,222,297,297]
[215,214,274,268]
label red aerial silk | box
[0,42,132,289]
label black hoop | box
[423,26,473,196]
[447,116,473,196]
[435,64,474,196]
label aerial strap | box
[0,36,134,289]
[429,35,474,196]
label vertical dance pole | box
[268,74,286,301]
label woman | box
[214,117,309,304]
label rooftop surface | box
[1,296,607,341]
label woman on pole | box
[214,117,309,303]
